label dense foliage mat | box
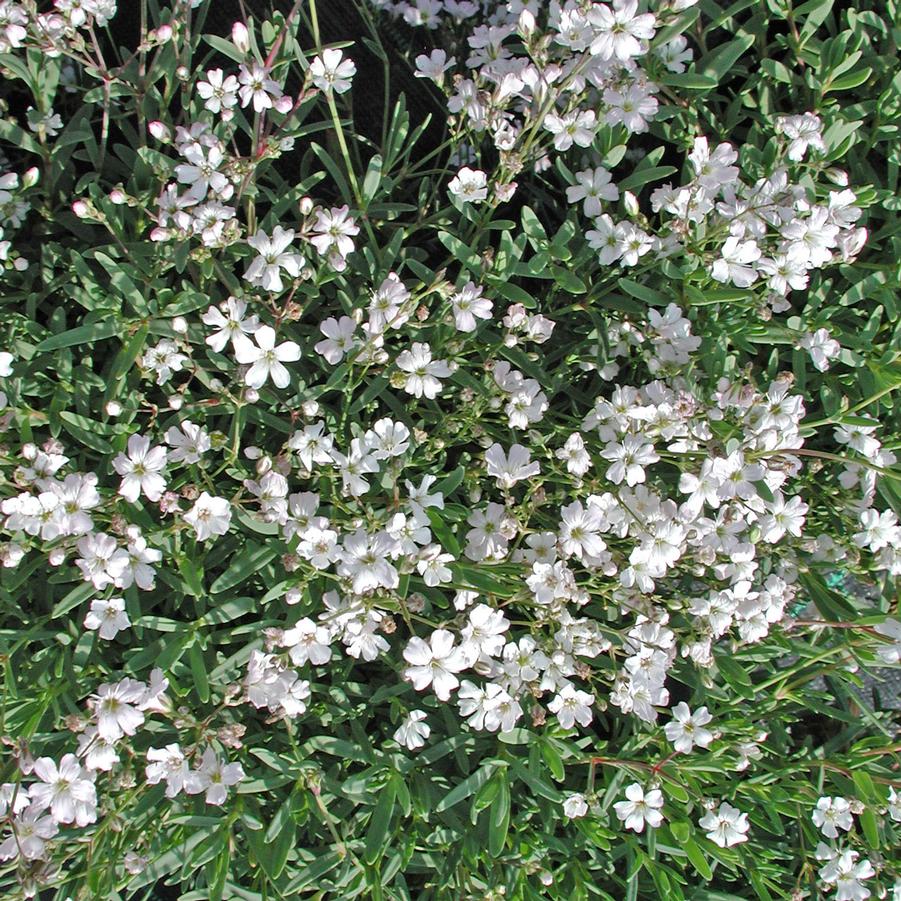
[0,0,899,898]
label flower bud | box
[148,121,170,142]
[22,167,39,189]
[623,190,640,217]
[518,9,536,37]
[299,196,314,216]
[109,189,127,204]
[168,395,183,411]
[171,316,188,334]
[232,22,250,54]
[275,95,293,114]
[301,399,320,417]
[72,200,90,218]
[245,387,259,403]
[48,548,66,566]
[105,400,122,417]
[153,24,173,43]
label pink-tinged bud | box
[518,9,536,37]
[299,196,314,216]
[48,548,66,566]
[154,24,173,43]
[148,120,170,141]
[109,189,127,205]
[22,167,39,189]
[72,200,89,218]
[274,95,293,114]
[232,22,250,54]
[623,190,639,217]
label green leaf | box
[364,776,396,864]
[436,762,500,812]
[210,542,278,594]
[34,320,120,352]
[684,838,713,880]
[488,774,510,857]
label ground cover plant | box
[0,0,899,897]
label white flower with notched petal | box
[393,710,430,751]
[812,796,853,838]
[450,282,493,332]
[396,342,453,399]
[485,443,541,490]
[233,325,300,390]
[563,793,588,819]
[548,684,595,729]
[663,702,714,754]
[183,492,232,541]
[84,597,130,640]
[699,802,749,847]
[29,754,97,826]
[448,167,488,203]
[244,226,304,293]
[403,629,470,701]
[113,434,168,503]
[185,747,244,806]
[614,783,664,833]
[145,744,191,798]
[310,48,357,94]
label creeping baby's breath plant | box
[0,0,899,898]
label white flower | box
[197,68,240,115]
[819,848,875,901]
[244,226,304,293]
[233,325,301,390]
[0,805,58,861]
[563,793,588,819]
[699,802,749,847]
[183,492,232,541]
[310,205,359,261]
[202,297,260,352]
[450,282,493,332]
[314,315,357,364]
[185,747,244,806]
[799,327,841,371]
[812,796,853,838]
[396,342,453,399]
[310,48,356,94]
[165,420,211,465]
[84,597,130,640]
[281,617,332,666]
[548,684,595,729]
[414,49,455,80]
[91,678,146,741]
[403,629,471,701]
[600,435,659,486]
[142,338,188,384]
[485,443,540,489]
[394,710,430,750]
[664,702,714,753]
[145,744,191,798]
[112,434,168,503]
[237,63,283,112]
[776,112,826,161]
[711,236,761,287]
[589,0,656,61]
[29,754,97,826]
[614,783,664,833]
[448,167,488,203]
[566,167,619,217]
